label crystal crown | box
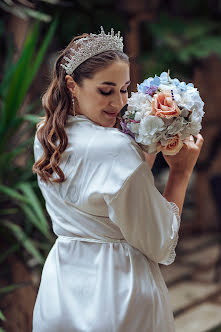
[60,26,124,75]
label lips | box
[103,110,118,117]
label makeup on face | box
[74,61,130,127]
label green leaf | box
[183,20,219,40]
[0,282,31,296]
[0,208,18,215]
[3,221,44,264]
[1,22,40,131]
[0,17,57,138]
[0,309,6,321]
[0,243,20,264]
[0,185,30,204]
[40,0,61,3]
[22,7,52,22]
[20,204,51,240]
[22,114,43,124]
[0,3,27,20]
[17,183,49,229]
[28,16,58,89]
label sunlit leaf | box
[0,185,30,204]
[0,310,6,321]
[17,183,49,228]
[22,114,43,124]
[0,2,28,19]
[23,7,52,22]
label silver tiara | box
[60,26,124,75]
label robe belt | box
[58,235,126,244]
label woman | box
[32,27,203,331]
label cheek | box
[123,94,128,104]
[96,95,109,107]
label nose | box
[109,93,124,110]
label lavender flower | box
[120,120,135,139]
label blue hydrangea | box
[137,75,160,94]
[176,82,194,92]
[159,72,169,84]
[138,72,195,94]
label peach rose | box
[157,135,183,155]
[151,92,181,119]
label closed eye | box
[99,89,128,96]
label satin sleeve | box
[104,161,181,265]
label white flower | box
[180,112,202,138]
[158,84,172,92]
[127,122,140,134]
[136,116,165,145]
[128,92,152,115]
[179,88,204,117]
[167,117,188,136]
[146,142,158,154]
[134,112,142,121]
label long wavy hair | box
[32,33,129,184]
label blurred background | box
[0,0,221,331]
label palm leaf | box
[3,221,45,264]
[0,185,30,204]
[0,310,5,321]
[0,244,20,264]
[0,17,58,138]
[17,183,49,230]
[20,204,51,240]
[0,282,31,296]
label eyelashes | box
[99,89,128,96]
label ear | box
[65,75,78,97]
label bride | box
[32,27,203,332]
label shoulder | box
[66,117,145,164]
[93,127,146,194]
[90,126,145,164]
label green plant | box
[0,0,71,22]
[0,18,57,266]
[140,12,221,79]
[0,309,5,332]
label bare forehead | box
[92,62,130,85]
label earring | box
[72,97,76,116]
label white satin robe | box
[32,115,180,332]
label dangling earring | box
[72,97,76,116]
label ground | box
[161,232,221,332]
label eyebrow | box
[100,80,131,86]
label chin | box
[102,111,120,128]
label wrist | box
[169,168,192,181]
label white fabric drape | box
[32,115,180,332]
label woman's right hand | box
[162,134,204,176]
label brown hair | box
[32,33,129,184]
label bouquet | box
[120,71,205,155]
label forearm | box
[143,152,157,170]
[163,171,191,216]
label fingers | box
[194,134,204,148]
[183,135,194,146]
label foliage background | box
[0,0,221,329]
